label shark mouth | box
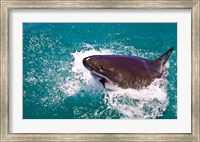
[90,70,117,89]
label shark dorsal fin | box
[155,47,174,66]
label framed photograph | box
[1,0,199,141]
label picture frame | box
[0,0,199,141]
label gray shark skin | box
[83,47,174,90]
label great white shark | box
[83,47,174,90]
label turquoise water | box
[23,23,177,119]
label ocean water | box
[23,23,177,119]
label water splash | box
[60,47,113,96]
[60,43,169,119]
[105,78,168,119]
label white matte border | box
[9,9,191,133]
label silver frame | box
[1,0,199,141]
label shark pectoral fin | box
[99,78,106,88]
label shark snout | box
[83,55,102,71]
[83,57,93,70]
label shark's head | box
[83,55,102,71]
[83,55,113,74]
[83,55,118,88]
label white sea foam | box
[60,78,81,96]
[61,43,169,119]
[105,78,168,119]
